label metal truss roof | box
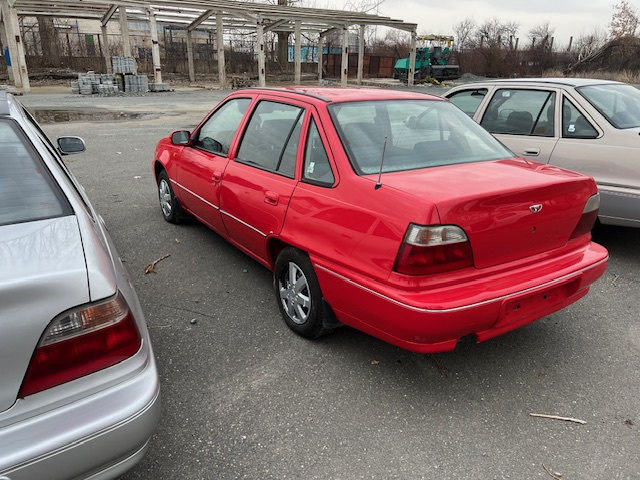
[9,0,417,33]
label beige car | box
[444,78,640,227]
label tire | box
[274,247,333,339]
[157,170,182,224]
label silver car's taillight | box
[19,292,142,397]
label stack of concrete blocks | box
[111,56,149,94]
[148,82,171,92]
[71,72,119,96]
[124,74,149,94]
[111,56,137,75]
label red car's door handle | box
[264,191,279,206]
[212,171,222,185]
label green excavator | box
[394,35,460,83]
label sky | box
[317,0,618,48]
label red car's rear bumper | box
[313,242,608,353]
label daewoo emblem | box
[529,204,543,213]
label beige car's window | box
[562,97,599,139]
[448,89,488,117]
[481,89,556,137]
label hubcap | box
[278,262,311,325]
[159,179,172,218]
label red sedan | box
[153,87,608,353]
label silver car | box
[0,91,159,479]
[444,78,640,227]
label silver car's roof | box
[455,77,624,88]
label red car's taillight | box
[19,292,142,398]
[394,224,474,275]
[569,193,600,240]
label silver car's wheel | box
[274,247,334,338]
[157,170,181,224]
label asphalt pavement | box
[20,85,640,480]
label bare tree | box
[571,27,608,61]
[453,17,476,51]
[469,18,519,77]
[452,17,476,69]
[610,0,639,38]
[37,16,60,66]
[528,21,555,49]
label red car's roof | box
[235,86,445,103]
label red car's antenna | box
[375,136,388,190]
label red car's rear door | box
[219,98,307,265]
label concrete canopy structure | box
[0,0,418,92]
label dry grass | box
[543,68,640,83]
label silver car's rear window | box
[577,84,640,129]
[0,119,71,226]
[328,99,513,175]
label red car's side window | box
[302,119,334,186]
[236,100,304,177]
[194,98,251,155]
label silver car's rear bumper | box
[0,356,160,480]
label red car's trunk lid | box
[380,159,594,269]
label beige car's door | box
[474,87,561,162]
[550,93,640,226]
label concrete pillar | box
[101,24,112,73]
[186,30,195,82]
[294,20,301,84]
[340,26,348,86]
[357,24,365,85]
[216,13,226,88]
[257,19,266,87]
[119,6,131,57]
[148,9,162,83]
[2,3,29,92]
[317,35,324,84]
[0,13,16,84]
[408,30,417,86]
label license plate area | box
[497,279,580,327]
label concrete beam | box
[317,34,323,85]
[186,29,195,82]
[149,9,163,83]
[357,24,364,85]
[1,3,29,92]
[216,13,226,88]
[188,9,214,32]
[340,26,348,86]
[408,29,417,87]
[294,20,301,85]
[101,24,112,73]
[101,4,118,26]
[119,6,131,57]
[257,18,266,87]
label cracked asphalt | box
[19,85,640,480]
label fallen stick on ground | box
[144,254,171,274]
[530,413,587,425]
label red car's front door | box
[176,97,252,235]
